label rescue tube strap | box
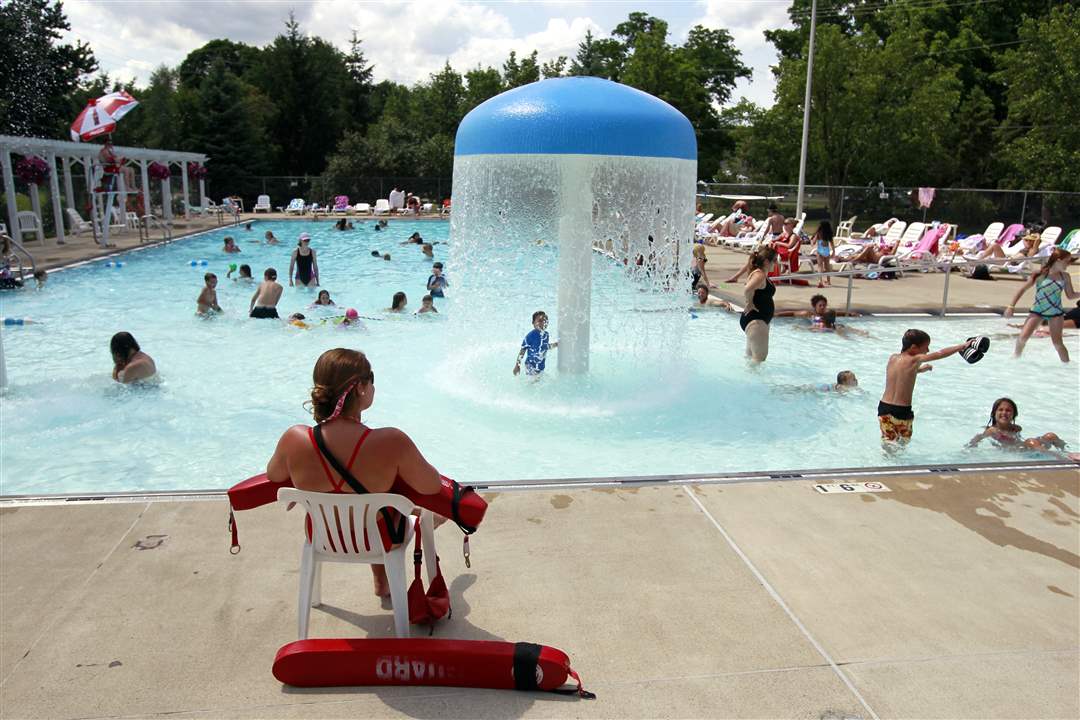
[312,425,409,544]
[228,510,240,554]
[451,482,479,535]
[512,643,542,691]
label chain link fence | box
[696,183,1080,236]
[237,176,452,211]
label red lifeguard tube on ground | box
[272,638,594,698]
[227,473,487,552]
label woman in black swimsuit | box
[289,233,319,287]
[741,246,777,363]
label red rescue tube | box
[272,638,594,698]
[227,473,487,552]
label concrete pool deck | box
[2,466,1077,719]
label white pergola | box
[0,135,208,246]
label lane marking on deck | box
[683,485,880,720]
[0,502,150,689]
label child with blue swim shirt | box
[427,262,448,298]
[514,311,559,376]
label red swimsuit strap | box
[307,426,372,493]
[307,427,339,490]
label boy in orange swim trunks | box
[879,329,968,448]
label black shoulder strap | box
[312,425,409,545]
[312,424,368,495]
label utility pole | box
[795,0,818,219]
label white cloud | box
[688,0,792,107]
[60,0,784,108]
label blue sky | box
[61,1,793,107]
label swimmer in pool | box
[387,291,407,312]
[421,243,434,258]
[110,331,156,384]
[400,232,424,245]
[336,308,365,330]
[966,397,1074,458]
[250,268,283,319]
[287,312,311,329]
[693,284,734,310]
[426,262,448,298]
[265,231,279,245]
[223,236,241,254]
[514,310,558,376]
[197,272,223,315]
[415,295,438,314]
[878,329,969,448]
[310,290,335,307]
[33,269,47,289]
[229,264,254,282]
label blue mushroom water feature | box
[449,77,697,375]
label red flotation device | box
[273,638,595,698]
[227,473,487,554]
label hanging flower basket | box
[187,162,208,180]
[15,156,50,185]
[148,162,172,180]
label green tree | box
[463,66,503,110]
[252,14,349,175]
[540,56,567,79]
[178,39,260,89]
[502,50,540,88]
[343,31,375,132]
[0,0,97,137]
[186,60,269,198]
[996,5,1080,192]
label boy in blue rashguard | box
[513,310,559,376]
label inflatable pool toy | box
[2,317,33,326]
[190,259,208,267]
[105,261,124,268]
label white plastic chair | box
[834,215,857,240]
[66,208,92,236]
[277,488,438,640]
[16,211,44,245]
[125,212,141,229]
[373,199,391,215]
[253,195,272,213]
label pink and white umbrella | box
[70,91,139,142]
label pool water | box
[1,219,1077,496]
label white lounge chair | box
[278,488,439,640]
[353,202,371,215]
[373,199,391,215]
[331,196,350,214]
[66,208,92,236]
[1003,227,1062,274]
[16,211,45,245]
[834,215,857,241]
[253,195,272,213]
[283,198,304,215]
[729,220,768,251]
[835,221,907,267]
[958,221,1004,253]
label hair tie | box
[323,381,357,423]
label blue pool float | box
[3,317,31,326]
[105,261,124,268]
[190,259,208,267]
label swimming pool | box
[1,219,1077,496]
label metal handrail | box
[1,233,37,283]
[767,254,1052,317]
